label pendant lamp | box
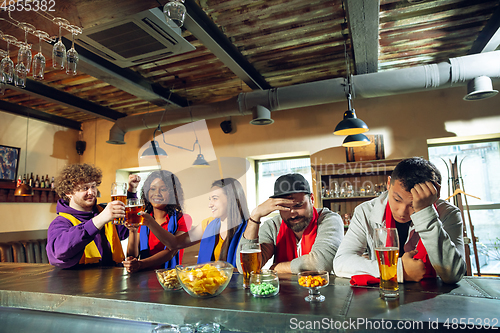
[15,113,33,196]
[334,93,369,136]
[141,139,168,159]
[342,133,371,147]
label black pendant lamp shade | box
[193,153,209,166]
[334,108,369,136]
[15,183,34,196]
[141,140,168,158]
[342,133,371,147]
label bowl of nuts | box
[156,268,182,291]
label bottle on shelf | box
[50,176,55,190]
[22,174,26,185]
[29,173,34,187]
[35,175,40,188]
[17,176,21,186]
[41,175,45,189]
[45,174,49,188]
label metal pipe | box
[108,50,500,144]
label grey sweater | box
[238,208,344,273]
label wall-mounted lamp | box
[163,0,186,29]
[250,105,274,125]
[463,76,498,101]
[342,133,371,147]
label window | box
[256,157,312,205]
[428,135,500,275]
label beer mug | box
[374,228,400,298]
[111,182,127,224]
[126,198,144,227]
[240,242,262,288]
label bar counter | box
[0,263,499,332]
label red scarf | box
[385,202,436,278]
[275,207,319,264]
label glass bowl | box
[249,269,279,297]
[175,261,233,298]
[297,270,329,302]
[156,268,182,291]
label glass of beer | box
[126,198,144,227]
[240,243,262,288]
[374,227,400,298]
[111,182,127,225]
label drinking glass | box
[250,269,279,297]
[239,242,262,288]
[374,228,400,298]
[17,22,35,73]
[125,198,144,227]
[111,182,127,224]
[297,270,329,302]
[52,17,69,70]
[32,30,49,80]
[163,0,186,28]
[14,62,27,88]
[1,34,17,84]
[66,25,82,75]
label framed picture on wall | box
[0,145,20,182]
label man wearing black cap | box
[239,173,344,274]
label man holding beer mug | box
[46,164,136,268]
[240,173,344,274]
[334,157,466,284]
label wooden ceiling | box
[0,0,499,130]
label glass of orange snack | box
[297,270,329,302]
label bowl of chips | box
[175,261,234,298]
[156,268,182,291]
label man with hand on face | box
[333,157,466,284]
[239,173,344,274]
[47,164,136,268]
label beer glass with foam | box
[240,243,262,288]
[126,198,144,227]
[374,228,400,298]
[111,182,127,225]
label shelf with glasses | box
[0,183,58,203]
[312,159,402,217]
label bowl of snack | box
[175,261,233,298]
[156,268,182,291]
[297,270,329,302]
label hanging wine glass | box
[14,41,28,88]
[32,30,49,81]
[1,34,17,84]
[66,25,82,75]
[17,22,35,73]
[0,50,6,95]
[52,17,69,70]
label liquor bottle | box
[41,175,45,188]
[22,174,26,184]
[35,175,40,188]
[29,173,34,187]
[50,176,55,190]
[17,176,22,186]
[45,174,49,188]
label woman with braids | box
[123,170,192,273]
[138,178,249,269]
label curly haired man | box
[46,163,138,268]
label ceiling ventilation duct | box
[75,8,195,67]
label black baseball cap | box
[270,173,311,198]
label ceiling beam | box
[184,0,272,91]
[345,0,380,74]
[0,100,82,131]
[468,4,500,54]
[64,37,189,108]
[8,80,126,122]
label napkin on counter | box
[350,274,380,286]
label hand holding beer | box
[374,228,400,298]
[111,182,127,225]
[240,243,262,288]
[125,198,144,227]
